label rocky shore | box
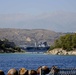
[47,48,76,55]
[0,66,51,75]
[0,49,25,53]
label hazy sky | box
[0,0,76,32]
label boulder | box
[19,68,28,75]
[7,68,18,75]
[37,66,50,74]
[28,70,37,75]
[0,70,5,75]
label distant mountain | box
[0,28,64,46]
[0,12,76,32]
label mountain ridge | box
[0,28,64,46]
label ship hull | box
[25,46,50,52]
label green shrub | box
[53,33,76,51]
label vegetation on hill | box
[50,33,76,51]
[0,39,23,53]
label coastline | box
[46,48,76,55]
[0,49,25,53]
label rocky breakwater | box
[0,66,50,75]
[47,48,76,55]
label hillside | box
[0,28,64,46]
[47,33,76,55]
[0,39,25,53]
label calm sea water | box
[0,53,76,74]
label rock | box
[7,68,18,75]
[47,48,66,55]
[47,48,76,55]
[19,68,28,75]
[49,66,60,75]
[0,70,5,75]
[37,66,42,74]
[28,70,37,75]
[37,66,50,74]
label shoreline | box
[47,48,76,55]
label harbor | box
[20,42,50,53]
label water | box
[0,53,76,74]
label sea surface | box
[0,53,76,74]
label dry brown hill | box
[0,28,64,46]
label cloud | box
[0,12,76,32]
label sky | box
[0,0,76,32]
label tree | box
[53,33,76,51]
